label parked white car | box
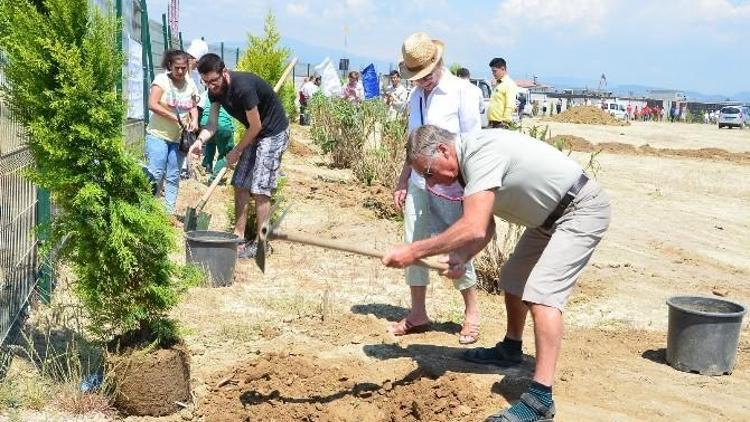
[605,102,627,120]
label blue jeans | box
[145,134,184,213]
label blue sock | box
[505,382,553,421]
[529,382,553,407]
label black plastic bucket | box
[185,231,241,287]
[666,296,747,375]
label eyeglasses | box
[202,72,224,87]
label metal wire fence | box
[0,92,46,356]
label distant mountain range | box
[220,37,749,103]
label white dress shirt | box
[407,69,481,190]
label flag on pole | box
[314,57,342,97]
[361,63,379,99]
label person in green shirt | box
[199,96,235,182]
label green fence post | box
[143,2,154,81]
[220,42,224,60]
[161,14,169,50]
[36,188,52,304]
[235,48,239,68]
[115,0,123,95]
[140,0,150,125]
[179,31,183,50]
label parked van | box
[718,106,747,129]
[605,102,627,120]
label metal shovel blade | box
[196,212,212,231]
[254,204,289,273]
[255,239,266,273]
[184,207,198,232]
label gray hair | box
[407,125,456,163]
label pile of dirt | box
[551,135,750,164]
[199,353,496,422]
[546,106,628,126]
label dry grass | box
[0,272,115,417]
[474,220,524,293]
[55,384,114,415]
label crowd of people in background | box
[294,57,738,131]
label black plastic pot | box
[666,296,746,375]
[185,231,241,287]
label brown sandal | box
[459,321,480,345]
[389,318,431,336]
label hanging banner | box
[127,39,144,120]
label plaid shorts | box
[231,128,289,196]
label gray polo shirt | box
[457,129,582,228]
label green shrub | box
[0,0,182,346]
[235,10,295,120]
[308,95,407,189]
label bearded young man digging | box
[190,54,289,259]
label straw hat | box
[186,39,208,60]
[398,32,444,81]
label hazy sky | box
[147,0,750,95]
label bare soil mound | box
[546,106,628,126]
[288,138,315,156]
[199,353,495,422]
[290,173,400,220]
[552,135,750,164]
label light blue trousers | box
[403,180,477,291]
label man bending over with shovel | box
[383,125,611,422]
[190,54,289,259]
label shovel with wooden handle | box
[183,166,228,232]
[255,205,449,274]
[183,57,299,232]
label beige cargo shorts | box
[500,178,611,310]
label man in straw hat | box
[383,124,611,421]
[390,32,483,344]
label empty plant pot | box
[185,231,242,287]
[666,296,747,375]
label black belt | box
[541,173,589,230]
